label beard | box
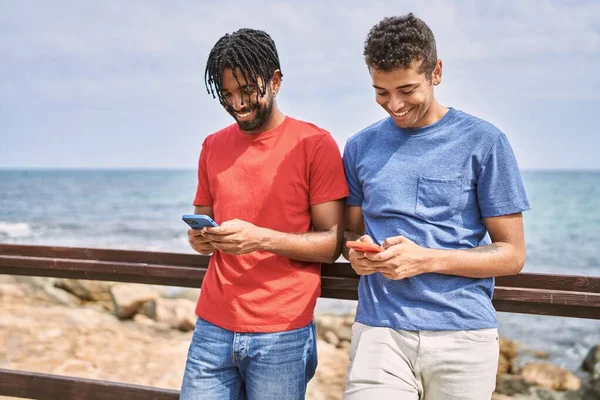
[227,96,274,132]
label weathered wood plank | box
[0,368,179,400]
[1,244,599,320]
[0,255,206,288]
[2,256,599,313]
[494,301,600,320]
[494,287,600,307]
[0,244,209,267]
[2,244,598,293]
[496,273,600,293]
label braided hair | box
[205,28,282,106]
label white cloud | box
[2,0,598,100]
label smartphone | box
[182,214,219,230]
[346,240,383,253]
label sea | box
[1,169,599,374]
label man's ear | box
[270,69,282,94]
[432,59,443,86]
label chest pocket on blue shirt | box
[415,177,462,221]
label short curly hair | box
[364,13,437,77]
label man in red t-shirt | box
[179,28,349,400]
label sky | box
[1,0,599,170]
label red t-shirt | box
[193,116,349,332]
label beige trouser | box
[344,323,499,400]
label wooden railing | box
[1,244,599,399]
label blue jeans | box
[180,318,318,400]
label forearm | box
[429,242,526,278]
[258,227,342,264]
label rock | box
[0,290,199,393]
[335,325,352,342]
[52,359,100,378]
[496,374,575,400]
[498,353,512,377]
[173,302,196,332]
[500,337,519,361]
[582,345,600,376]
[0,283,26,298]
[495,374,534,397]
[41,285,82,306]
[140,298,159,319]
[159,286,200,302]
[324,331,340,347]
[13,276,81,306]
[520,362,581,392]
[528,386,571,400]
[110,284,159,319]
[570,347,600,400]
[98,300,115,313]
[37,329,63,342]
[55,279,114,301]
[308,313,355,399]
[532,351,551,359]
[498,338,519,376]
[568,374,600,400]
[306,340,349,400]
[315,314,337,336]
[341,314,354,327]
[491,394,514,400]
[133,314,155,326]
[140,298,196,331]
[315,313,353,342]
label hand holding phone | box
[182,214,219,230]
[346,240,383,253]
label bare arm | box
[365,212,526,279]
[260,200,345,263]
[342,205,365,260]
[202,200,345,264]
[431,212,526,277]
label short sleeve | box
[343,141,364,207]
[193,138,214,206]
[477,134,530,217]
[309,134,349,205]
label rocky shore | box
[1,276,598,399]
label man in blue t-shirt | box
[342,14,530,400]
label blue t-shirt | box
[343,108,530,331]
